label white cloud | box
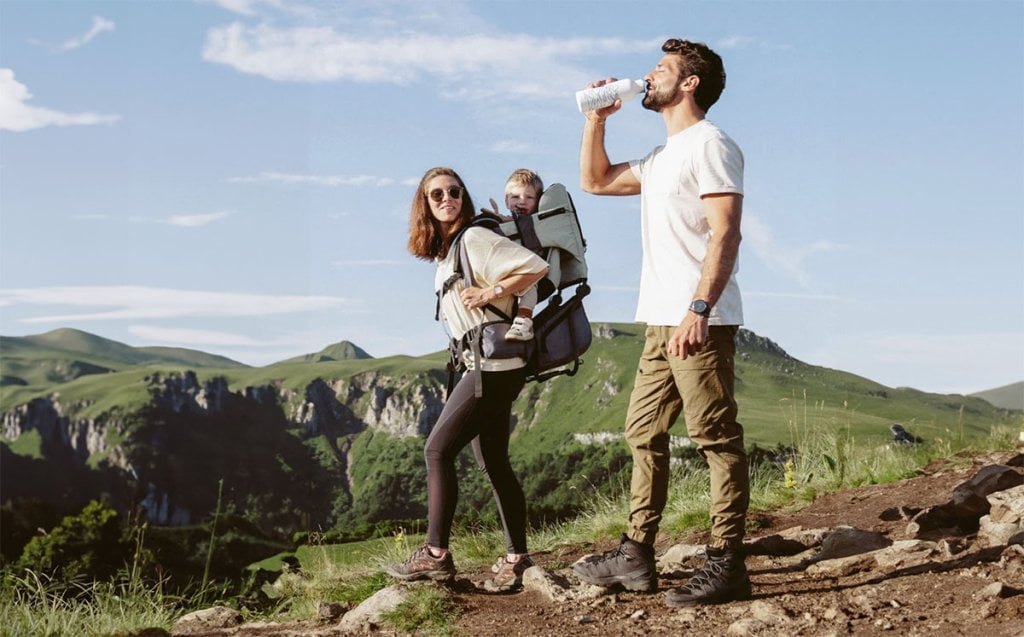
[331,259,402,267]
[228,171,406,187]
[0,286,357,322]
[491,140,533,154]
[201,22,657,99]
[201,0,316,20]
[717,35,794,52]
[128,325,265,347]
[59,16,116,51]
[161,211,234,227]
[742,213,842,288]
[0,69,121,132]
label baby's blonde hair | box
[504,168,544,196]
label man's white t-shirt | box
[628,119,744,327]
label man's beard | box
[642,82,678,112]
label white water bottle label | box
[575,79,645,113]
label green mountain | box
[279,340,373,364]
[971,381,1024,411]
[1,325,1019,565]
[0,328,245,389]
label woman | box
[387,167,548,592]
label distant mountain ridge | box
[1,324,1018,553]
[970,381,1024,411]
[279,340,372,364]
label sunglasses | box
[428,186,463,203]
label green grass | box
[381,584,461,636]
[0,570,178,637]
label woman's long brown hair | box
[407,167,476,261]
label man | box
[573,38,750,607]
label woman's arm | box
[459,268,548,310]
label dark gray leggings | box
[424,368,527,554]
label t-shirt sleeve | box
[697,135,744,197]
[463,228,548,287]
[629,144,663,181]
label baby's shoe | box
[505,316,534,341]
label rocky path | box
[172,451,1024,636]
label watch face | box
[690,300,709,316]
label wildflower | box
[784,460,797,489]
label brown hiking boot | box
[483,555,534,592]
[664,547,751,607]
[386,545,456,582]
[572,533,657,592]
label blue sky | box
[1,0,1022,395]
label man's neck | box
[662,101,707,136]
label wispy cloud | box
[201,21,658,99]
[128,324,265,347]
[742,213,842,288]
[201,0,316,20]
[491,140,533,154]
[330,259,402,268]
[0,286,357,322]
[161,211,234,227]
[59,16,116,51]
[30,16,116,52]
[0,69,120,132]
[228,171,411,187]
[717,34,794,52]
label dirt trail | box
[173,452,1024,636]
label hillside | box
[973,382,1024,411]
[168,451,1024,637]
[0,327,246,389]
[1,325,1020,566]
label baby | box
[498,169,544,342]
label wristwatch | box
[492,284,505,299]
[688,299,711,318]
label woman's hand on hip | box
[460,286,493,309]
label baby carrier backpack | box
[438,184,593,396]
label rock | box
[987,484,1024,524]
[808,526,890,562]
[909,465,1024,538]
[317,601,349,620]
[978,484,1024,546]
[657,543,703,568]
[976,581,1022,599]
[745,534,809,556]
[171,606,242,635]
[950,465,1024,517]
[727,602,792,636]
[524,565,604,603]
[337,584,414,632]
[806,540,938,578]
[907,503,961,538]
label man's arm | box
[579,93,641,196]
[667,193,743,359]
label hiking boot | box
[664,547,751,607]
[504,316,534,341]
[386,545,456,582]
[483,554,534,592]
[572,533,657,592]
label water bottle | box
[575,79,647,113]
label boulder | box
[171,606,242,635]
[338,583,414,633]
[978,484,1024,547]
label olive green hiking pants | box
[624,325,749,551]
